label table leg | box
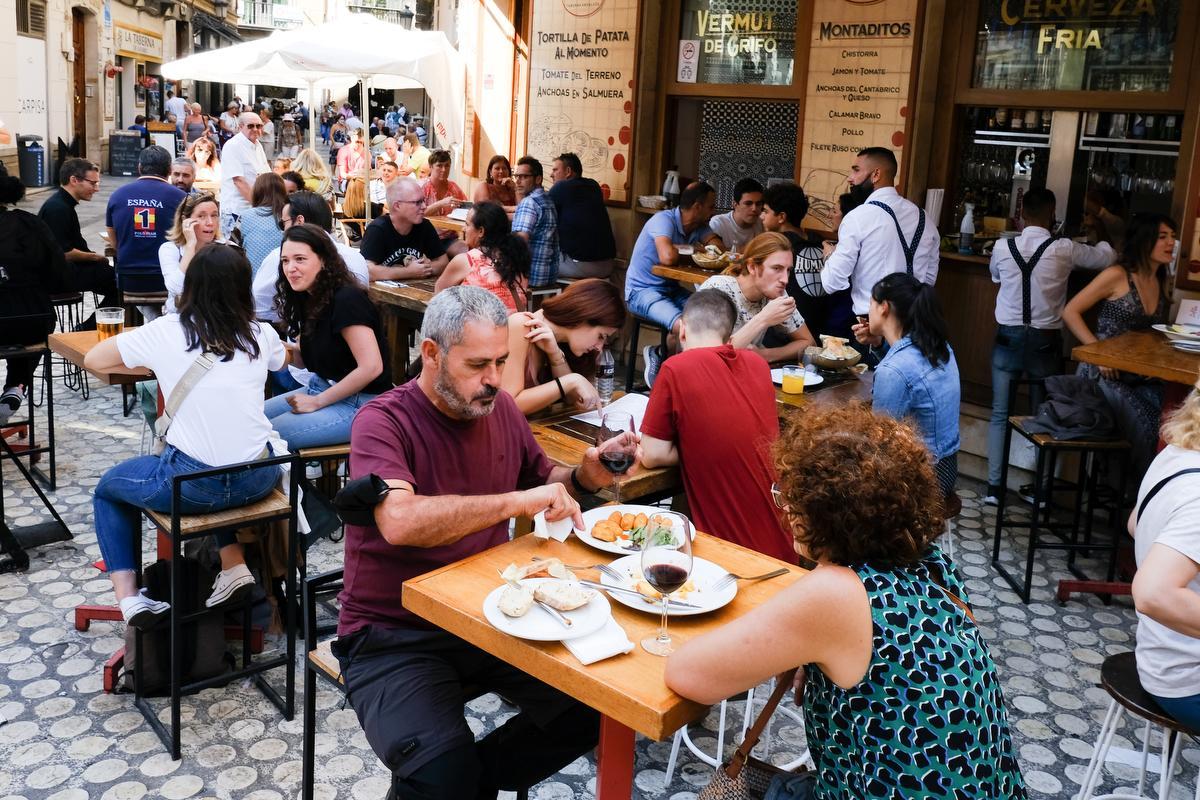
[595,715,635,800]
[381,307,411,385]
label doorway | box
[72,8,87,156]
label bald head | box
[240,112,264,143]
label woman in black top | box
[265,224,390,449]
[0,162,71,422]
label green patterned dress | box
[801,547,1027,798]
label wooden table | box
[428,215,466,236]
[368,280,437,383]
[48,331,152,386]
[403,532,806,799]
[1071,330,1200,385]
[776,368,873,410]
[651,263,720,286]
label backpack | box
[120,556,234,696]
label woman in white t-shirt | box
[159,192,222,314]
[84,245,287,629]
[1131,382,1200,730]
[698,232,816,364]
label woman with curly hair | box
[264,223,390,448]
[501,278,625,416]
[666,404,1027,799]
[434,201,530,312]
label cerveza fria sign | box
[997,0,1160,51]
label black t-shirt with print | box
[359,217,445,267]
[300,285,392,394]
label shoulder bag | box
[152,353,215,455]
[698,668,814,800]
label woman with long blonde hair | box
[698,231,815,362]
[291,148,332,198]
[1129,380,1200,731]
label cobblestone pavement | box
[3,176,1198,799]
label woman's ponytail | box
[870,273,950,367]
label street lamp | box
[399,4,413,29]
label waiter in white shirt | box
[983,188,1115,504]
[821,147,940,317]
[219,113,270,235]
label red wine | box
[600,452,633,475]
[645,563,689,594]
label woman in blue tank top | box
[666,403,1026,799]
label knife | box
[578,579,703,609]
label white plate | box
[576,505,695,555]
[482,578,611,641]
[599,555,737,617]
[770,369,824,387]
[1171,341,1200,353]
[1153,323,1200,342]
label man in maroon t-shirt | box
[641,290,796,563]
[333,286,632,799]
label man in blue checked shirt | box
[512,156,560,288]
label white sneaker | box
[206,564,256,608]
[305,460,323,480]
[119,590,170,630]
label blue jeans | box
[93,444,280,574]
[626,285,690,333]
[1152,691,1200,731]
[988,325,1063,487]
[263,374,379,450]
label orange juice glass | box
[781,365,805,394]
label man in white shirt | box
[253,191,368,323]
[820,147,940,315]
[219,112,270,234]
[708,178,764,253]
[165,91,189,137]
[983,188,1114,504]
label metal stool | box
[50,292,90,398]
[1078,651,1200,799]
[991,381,1129,603]
[623,314,669,393]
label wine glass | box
[596,410,636,504]
[640,512,693,656]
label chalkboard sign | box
[109,132,143,177]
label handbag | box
[698,668,814,800]
[152,353,215,455]
[300,477,344,549]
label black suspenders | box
[868,200,925,275]
[1006,236,1058,326]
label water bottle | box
[596,348,615,406]
[958,203,976,255]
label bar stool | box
[1078,651,1200,799]
[623,314,669,393]
[50,292,90,399]
[991,380,1129,603]
[0,341,57,489]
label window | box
[677,1,797,86]
[17,0,47,36]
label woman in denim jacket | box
[865,273,961,496]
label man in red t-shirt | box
[641,290,796,563]
[334,286,632,798]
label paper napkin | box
[532,511,575,541]
[564,617,634,665]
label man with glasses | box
[709,177,765,253]
[511,155,559,288]
[360,178,449,282]
[639,289,795,563]
[219,112,270,235]
[105,146,185,322]
[38,158,120,329]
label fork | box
[532,556,625,583]
[712,567,791,592]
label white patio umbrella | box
[162,15,466,152]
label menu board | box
[526,0,640,206]
[109,132,143,177]
[798,0,919,231]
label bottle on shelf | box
[959,203,976,255]
[595,348,615,406]
[1010,109,1023,130]
[1131,113,1146,139]
[1164,115,1179,141]
[662,168,681,208]
[1144,114,1158,140]
[1084,112,1100,137]
[994,107,1009,129]
[1040,112,1052,134]
[1109,113,1127,139]
[1024,109,1040,131]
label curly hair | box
[773,403,943,568]
[274,223,354,340]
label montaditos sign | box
[799,0,919,231]
[527,0,640,205]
